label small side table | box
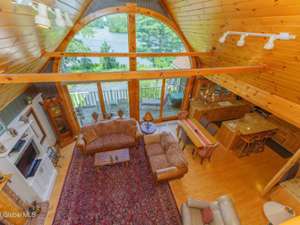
[263,201,295,225]
[140,122,157,134]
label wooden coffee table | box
[94,148,130,167]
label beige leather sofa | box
[144,131,188,182]
[181,195,241,225]
[76,119,142,155]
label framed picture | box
[0,118,6,136]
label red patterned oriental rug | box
[53,145,182,225]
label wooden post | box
[262,148,300,196]
[97,82,106,115]
[160,79,166,120]
[127,8,139,121]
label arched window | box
[62,14,129,73]
[61,13,191,126]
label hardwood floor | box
[44,142,75,225]
[45,121,287,225]
[169,134,287,225]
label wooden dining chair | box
[199,116,210,128]
[253,130,276,153]
[198,143,219,164]
[238,131,274,157]
[206,123,219,136]
[238,134,258,157]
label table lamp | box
[280,216,300,225]
[143,112,154,129]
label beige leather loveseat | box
[181,195,241,225]
[76,119,141,155]
[144,131,188,182]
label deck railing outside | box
[69,85,185,126]
[69,86,182,108]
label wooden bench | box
[177,118,218,163]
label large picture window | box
[61,12,191,124]
[62,14,129,73]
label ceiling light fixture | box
[264,35,276,50]
[219,32,230,44]
[14,0,73,29]
[237,34,247,47]
[219,31,296,50]
[54,8,66,27]
[34,3,51,29]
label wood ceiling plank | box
[0,0,90,109]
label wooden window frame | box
[53,4,198,127]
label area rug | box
[53,145,182,225]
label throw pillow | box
[82,128,97,144]
[201,207,213,224]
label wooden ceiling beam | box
[43,51,212,58]
[0,65,265,84]
[262,148,300,196]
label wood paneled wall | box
[0,0,87,110]
[166,0,300,126]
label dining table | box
[216,112,278,150]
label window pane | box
[139,80,162,119]
[66,14,128,53]
[61,57,129,72]
[101,81,130,117]
[163,78,187,117]
[67,83,101,127]
[136,14,185,53]
[137,56,191,71]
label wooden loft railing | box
[43,51,212,58]
[262,148,300,196]
[206,73,300,129]
[0,65,266,84]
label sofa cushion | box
[166,145,187,167]
[145,143,164,157]
[101,135,114,147]
[217,196,240,225]
[189,207,204,225]
[210,202,225,225]
[160,132,178,150]
[144,134,161,145]
[115,120,136,136]
[86,138,104,153]
[107,120,120,134]
[181,203,192,225]
[82,127,97,144]
[112,134,135,146]
[149,155,171,172]
[94,120,113,137]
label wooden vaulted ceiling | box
[0,0,90,109]
[164,0,300,126]
[1,0,300,127]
